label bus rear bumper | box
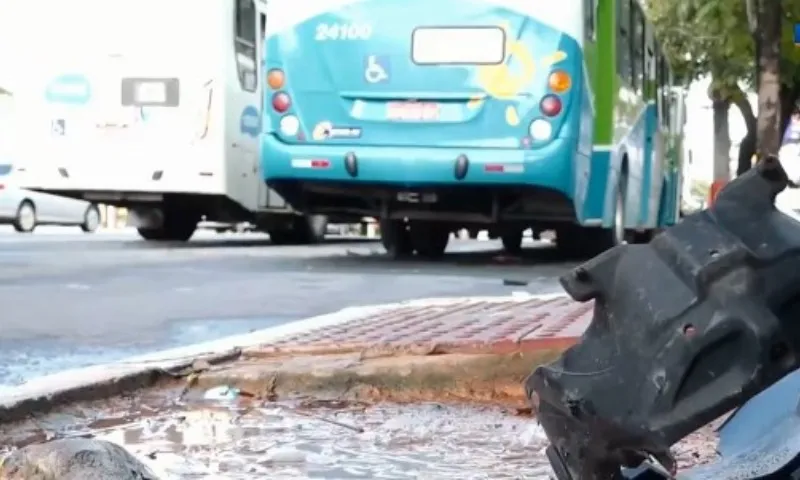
[262,135,574,190]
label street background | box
[0,227,578,387]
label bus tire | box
[269,215,327,245]
[267,228,296,245]
[137,209,198,242]
[501,230,524,254]
[137,227,166,241]
[410,222,450,259]
[380,219,413,258]
[557,174,628,257]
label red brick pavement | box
[266,296,593,354]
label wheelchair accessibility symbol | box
[364,55,389,84]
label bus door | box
[254,1,289,211]
[228,0,263,212]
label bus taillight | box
[548,71,571,93]
[540,95,562,117]
[267,69,285,90]
[272,92,291,113]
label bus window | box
[234,0,258,92]
[0,165,12,176]
[631,1,645,93]
[645,29,655,97]
[584,0,596,42]
[617,0,631,86]
[260,12,266,39]
[659,56,671,128]
[655,45,664,123]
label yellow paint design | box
[541,51,568,68]
[477,39,535,100]
[505,106,520,126]
[472,21,570,127]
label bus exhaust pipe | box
[528,156,800,479]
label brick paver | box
[267,296,593,353]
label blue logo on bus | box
[240,105,261,137]
[45,74,91,105]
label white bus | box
[4,0,328,243]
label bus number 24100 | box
[315,23,372,41]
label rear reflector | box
[291,158,330,169]
[484,164,524,173]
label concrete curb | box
[0,292,571,424]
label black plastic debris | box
[527,156,800,479]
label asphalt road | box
[0,226,579,386]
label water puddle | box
[0,390,720,479]
[93,402,554,479]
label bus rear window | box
[412,27,506,65]
[0,165,12,176]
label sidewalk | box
[0,294,720,479]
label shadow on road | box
[123,235,378,250]
[306,241,586,272]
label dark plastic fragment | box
[527,156,800,479]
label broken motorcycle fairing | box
[528,157,800,479]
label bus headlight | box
[529,119,552,141]
[279,115,300,136]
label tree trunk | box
[733,91,757,176]
[754,0,782,157]
[712,98,732,182]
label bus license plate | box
[386,102,439,121]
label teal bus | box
[260,0,686,258]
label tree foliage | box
[647,0,800,170]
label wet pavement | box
[0,390,721,480]
[0,229,578,386]
[97,402,555,479]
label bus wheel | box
[269,215,327,245]
[410,222,450,259]
[556,178,627,258]
[137,209,198,242]
[501,230,524,254]
[380,219,413,258]
[137,227,166,241]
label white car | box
[0,164,101,233]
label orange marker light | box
[267,69,285,89]
[548,70,571,93]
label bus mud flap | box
[526,156,800,479]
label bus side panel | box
[577,67,609,224]
[658,138,682,226]
[583,149,611,223]
[225,0,264,213]
[637,103,659,227]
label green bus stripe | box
[592,0,615,145]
